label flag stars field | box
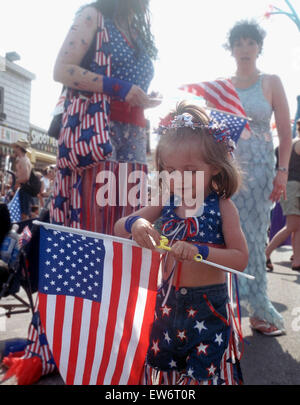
[39,229,105,303]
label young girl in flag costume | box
[114,101,249,385]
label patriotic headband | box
[157,113,236,152]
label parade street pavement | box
[0,245,299,386]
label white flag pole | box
[201,259,255,280]
[32,220,139,247]
[156,237,254,280]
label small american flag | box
[38,224,160,385]
[209,109,248,145]
[7,189,21,223]
[180,79,251,131]
[18,225,32,248]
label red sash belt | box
[110,100,146,128]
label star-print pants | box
[146,283,231,383]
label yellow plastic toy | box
[156,236,203,262]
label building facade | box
[0,55,57,175]
[0,55,34,171]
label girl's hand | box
[131,218,161,250]
[269,171,288,202]
[170,241,199,262]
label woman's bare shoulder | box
[263,73,284,88]
[72,5,99,28]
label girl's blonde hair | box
[155,101,242,199]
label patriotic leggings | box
[143,283,232,385]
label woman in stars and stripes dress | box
[50,0,160,234]
[224,21,292,335]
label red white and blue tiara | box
[156,109,249,153]
[156,112,237,152]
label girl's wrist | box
[124,216,141,234]
[195,244,209,260]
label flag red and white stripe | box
[180,79,250,131]
[18,225,32,248]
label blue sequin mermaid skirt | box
[232,138,285,330]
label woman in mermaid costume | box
[225,21,292,335]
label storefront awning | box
[28,149,57,165]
